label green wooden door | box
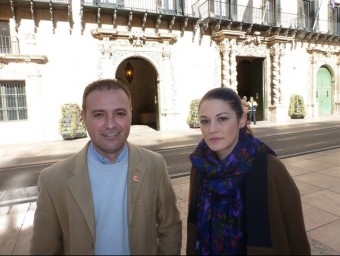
[316,67,332,115]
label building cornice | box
[0,54,48,64]
[91,28,177,44]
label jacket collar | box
[65,141,147,238]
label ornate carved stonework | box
[237,41,267,57]
[270,43,283,105]
[230,39,238,91]
[220,39,231,88]
[213,30,293,108]
[95,32,178,116]
[307,44,340,57]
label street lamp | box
[125,60,134,84]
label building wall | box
[1,0,340,145]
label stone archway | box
[116,57,159,129]
[94,34,178,131]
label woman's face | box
[199,99,247,160]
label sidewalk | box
[1,116,340,254]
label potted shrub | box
[187,99,201,128]
[288,94,306,119]
[59,103,87,140]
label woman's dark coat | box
[187,153,311,255]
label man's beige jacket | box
[30,142,182,255]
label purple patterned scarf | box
[190,130,276,255]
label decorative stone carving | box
[50,1,55,34]
[30,0,37,33]
[181,16,188,37]
[270,43,285,105]
[226,21,232,30]
[211,20,221,46]
[10,0,18,32]
[113,9,117,29]
[68,1,73,34]
[220,39,231,87]
[244,32,262,45]
[129,29,145,47]
[162,41,171,60]
[192,19,201,42]
[128,11,133,31]
[199,18,209,45]
[97,7,101,28]
[142,13,147,31]
[229,39,238,92]
[238,40,267,57]
[169,16,175,33]
[246,24,253,34]
[155,14,162,34]
[80,5,84,35]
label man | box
[247,96,258,125]
[30,79,182,255]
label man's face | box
[81,89,132,163]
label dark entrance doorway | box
[117,58,159,130]
[236,58,264,121]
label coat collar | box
[65,141,148,238]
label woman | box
[187,87,310,255]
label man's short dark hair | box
[82,79,132,111]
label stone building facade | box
[0,0,340,144]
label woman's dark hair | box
[198,87,253,135]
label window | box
[211,0,237,20]
[163,0,183,14]
[0,20,11,54]
[300,0,319,31]
[332,5,340,35]
[261,0,275,25]
[0,81,28,122]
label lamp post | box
[125,60,134,84]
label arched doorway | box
[316,66,332,115]
[117,58,159,130]
[237,58,264,121]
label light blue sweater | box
[87,147,130,255]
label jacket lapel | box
[127,143,147,225]
[67,142,95,239]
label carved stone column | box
[159,41,175,130]
[270,43,281,105]
[212,30,246,89]
[220,39,231,88]
[229,39,238,92]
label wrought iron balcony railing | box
[81,0,191,16]
[194,0,340,36]
[0,36,19,54]
[8,0,69,3]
